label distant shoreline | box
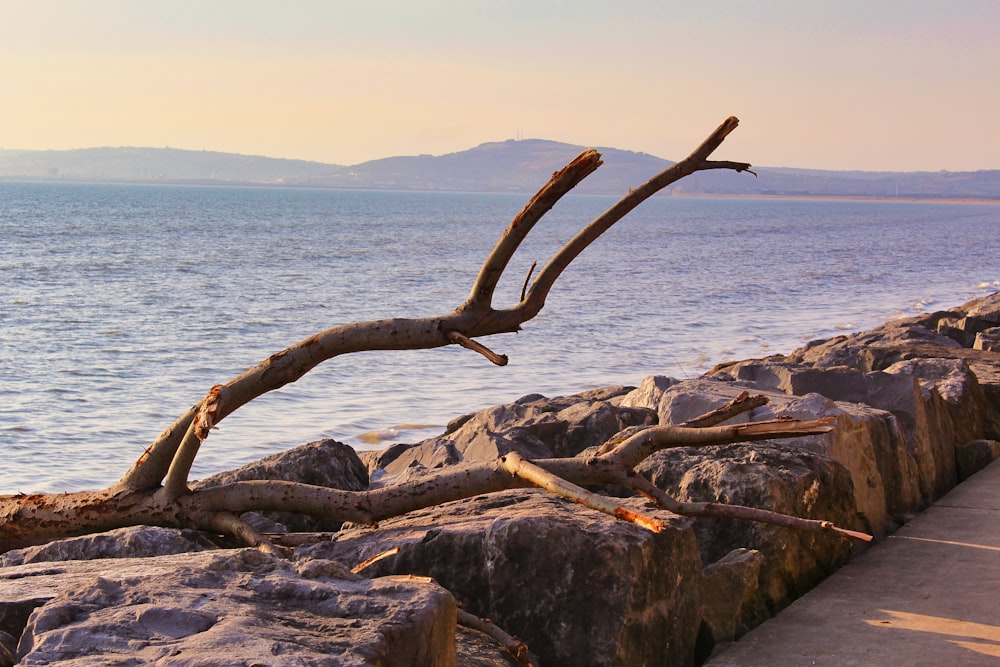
[2,176,998,205]
[672,192,1000,206]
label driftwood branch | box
[1,117,871,556]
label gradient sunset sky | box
[2,1,997,171]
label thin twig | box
[501,451,664,532]
[446,330,509,366]
[522,117,751,315]
[351,547,401,574]
[624,472,872,542]
[680,391,769,428]
[457,608,539,667]
[202,511,286,556]
[520,260,537,303]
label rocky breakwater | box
[0,293,998,666]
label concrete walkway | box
[707,458,1000,666]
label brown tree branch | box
[162,384,227,499]
[1,417,868,545]
[0,119,873,563]
[623,473,872,542]
[200,511,285,557]
[114,118,752,494]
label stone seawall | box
[1,293,998,666]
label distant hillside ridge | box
[1,141,998,199]
[0,147,341,185]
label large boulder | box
[636,441,855,626]
[788,315,962,371]
[299,490,704,667]
[620,376,906,537]
[716,320,999,511]
[873,357,990,499]
[783,294,1000,444]
[963,291,1000,322]
[193,438,370,532]
[4,549,457,666]
[699,548,764,648]
[366,389,655,485]
[974,327,1000,352]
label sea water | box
[2,181,998,493]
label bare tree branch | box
[115,118,752,495]
[519,116,751,316]
[1,118,871,560]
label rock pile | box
[2,293,998,666]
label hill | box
[1,142,998,200]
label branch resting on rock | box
[0,117,871,555]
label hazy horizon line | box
[2,141,997,175]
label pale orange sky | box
[2,1,998,171]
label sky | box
[2,1,998,171]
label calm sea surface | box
[2,181,998,493]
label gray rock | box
[789,318,962,371]
[12,549,456,666]
[955,439,1000,481]
[196,438,368,490]
[700,548,764,646]
[0,526,218,568]
[617,375,682,410]
[722,361,870,405]
[621,376,755,427]
[369,392,656,484]
[799,340,1000,444]
[877,357,990,500]
[934,315,997,347]
[963,291,1000,324]
[636,441,856,619]
[621,377,913,536]
[974,326,1000,352]
[193,438,369,532]
[299,490,703,667]
[455,626,523,667]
